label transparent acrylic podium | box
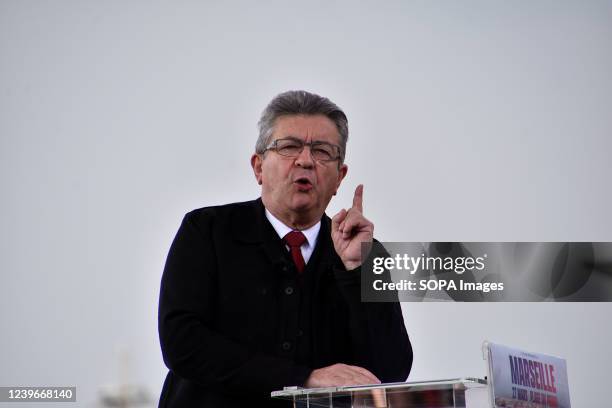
[271,378,489,408]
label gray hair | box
[256,90,349,162]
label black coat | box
[158,198,412,407]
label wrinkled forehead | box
[271,114,341,144]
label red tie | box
[283,231,306,273]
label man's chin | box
[289,196,317,214]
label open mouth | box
[294,177,313,190]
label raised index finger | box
[352,184,364,212]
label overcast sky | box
[1,1,611,406]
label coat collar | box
[230,198,338,269]
[230,198,268,244]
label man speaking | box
[158,90,412,407]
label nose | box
[294,145,314,168]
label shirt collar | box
[265,208,321,249]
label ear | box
[251,154,263,185]
[333,163,348,195]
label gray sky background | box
[1,1,611,406]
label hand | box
[305,363,381,388]
[331,184,374,270]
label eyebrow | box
[281,136,335,145]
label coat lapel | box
[231,198,290,271]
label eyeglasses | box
[264,137,342,162]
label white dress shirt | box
[265,209,320,264]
